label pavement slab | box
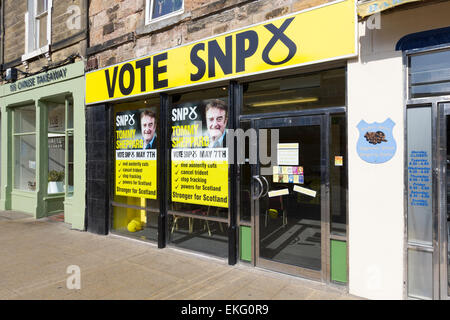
[0,210,362,300]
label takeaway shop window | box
[146,0,183,24]
[47,97,74,196]
[409,49,450,98]
[242,69,345,114]
[112,98,160,242]
[14,105,37,191]
[168,87,229,258]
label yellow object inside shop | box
[113,197,147,232]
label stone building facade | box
[0,1,88,229]
[87,0,334,70]
[1,0,88,77]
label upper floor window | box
[24,0,52,60]
[409,49,450,99]
[145,0,183,24]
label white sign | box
[293,185,316,198]
[277,143,299,165]
[268,189,289,198]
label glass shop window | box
[168,86,229,258]
[112,98,160,242]
[242,68,345,115]
[409,49,450,99]
[47,97,74,196]
[330,114,347,236]
[47,103,65,194]
[14,105,36,191]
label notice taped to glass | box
[171,99,228,208]
[115,108,157,199]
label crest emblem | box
[357,118,397,164]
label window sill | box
[43,193,65,200]
[137,12,191,36]
[21,45,50,62]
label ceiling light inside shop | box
[249,97,318,107]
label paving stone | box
[0,210,361,300]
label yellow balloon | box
[127,219,142,232]
[268,209,278,219]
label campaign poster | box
[115,108,158,199]
[170,99,229,208]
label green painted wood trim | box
[331,240,347,283]
[0,61,86,229]
[0,61,85,98]
[240,226,252,262]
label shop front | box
[0,61,86,230]
[349,0,450,300]
[85,0,356,286]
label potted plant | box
[48,170,65,193]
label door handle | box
[260,175,269,198]
[252,175,264,200]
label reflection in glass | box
[48,103,65,194]
[408,249,433,299]
[407,107,433,245]
[67,98,74,129]
[330,114,347,236]
[151,0,183,19]
[239,121,252,223]
[14,105,36,133]
[410,50,450,98]
[446,115,450,295]
[47,135,65,194]
[259,126,322,271]
[168,215,228,258]
[48,103,65,132]
[67,134,74,196]
[38,14,48,48]
[242,69,345,114]
[14,135,36,191]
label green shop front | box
[85,1,355,285]
[0,61,86,230]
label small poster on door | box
[273,166,303,184]
[277,143,299,165]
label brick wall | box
[3,0,26,65]
[88,0,335,68]
[2,0,87,78]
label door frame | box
[403,44,450,299]
[438,102,450,300]
[238,107,348,284]
[252,114,328,281]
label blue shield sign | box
[357,118,397,164]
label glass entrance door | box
[253,115,326,279]
[440,103,450,299]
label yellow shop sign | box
[86,0,356,105]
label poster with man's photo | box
[115,107,158,199]
[170,99,229,208]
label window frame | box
[12,105,37,192]
[45,97,74,197]
[145,0,184,25]
[22,0,52,62]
